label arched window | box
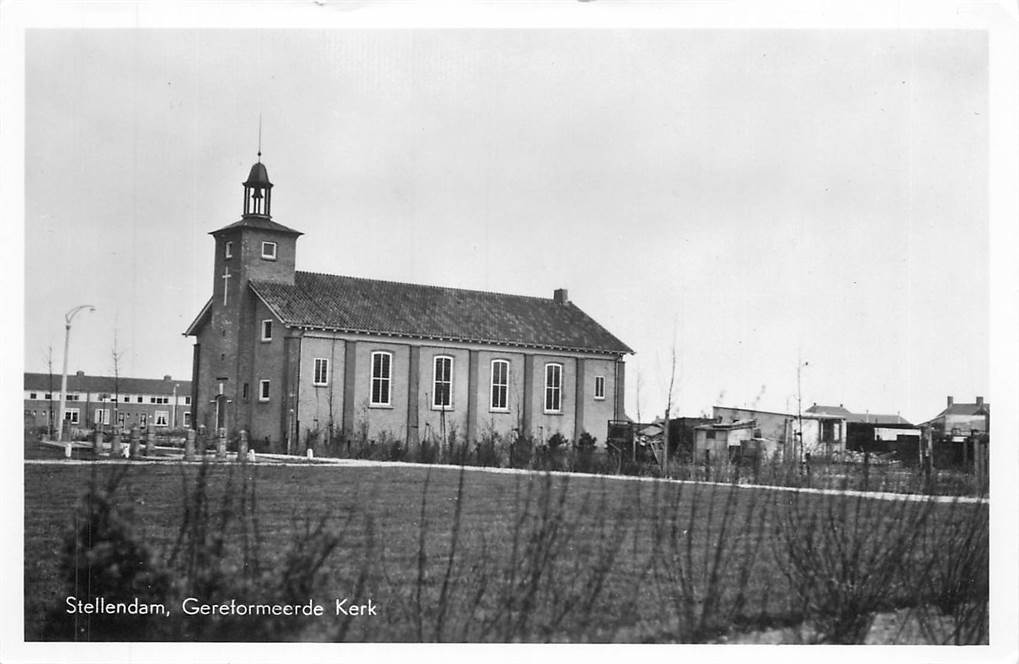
[544,363,563,414]
[490,359,509,412]
[432,356,453,410]
[370,351,393,407]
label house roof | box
[24,372,190,396]
[805,403,912,425]
[929,402,990,419]
[805,404,852,417]
[847,413,913,425]
[247,271,633,355]
[210,216,302,237]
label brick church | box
[185,157,631,452]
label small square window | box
[29,392,37,399]
[259,380,270,402]
[184,396,191,405]
[225,241,233,259]
[137,396,143,403]
[261,241,278,260]
[261,319,273,342]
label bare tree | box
[112,330,124,433]
[662,341,677,475]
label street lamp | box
[57,304,95,442]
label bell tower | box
[189,154,303,437]
[242,154,273,217]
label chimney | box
[947,395,954,408]
[75,370,84,377]
[163,375,172,381]
[553,288,569,305]
[976,396,984,406]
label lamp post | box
[57,304,95,442]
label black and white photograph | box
[3,1,1018,662]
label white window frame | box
[261,241,278,260]
[139,412,148,427]
[117,412,126,426]
[370,351,392,407]
[544,363,563,414]
[66,408,80,425]
[259,380,271,402]
[94,408,110,425]
[154,411,169,427]
[261,319,273,342]
[29,392,37,400]
[490,359,510,412]
[313,357,330,386]
[225,240,233,258]
[594,375,606,400]
[432,355,454,410]
[183,411,192,427]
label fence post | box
[185,429,196,462]
[145,429,156,457]
[129,426,141,459]
[216,428,227,461]
[93,430,103,459]
[238,429,249,463]
[111,431,122,459]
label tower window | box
[261,241,277,260]
[594,376,606,400]
[261,320,273,342]
[225,241,233,259]
[544,363,563,414]
[432,356,453,410]
[370,351,392,407]
[259,380,271,402]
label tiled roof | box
[932,402,990,418]
[210,217,302,236]
[805,404,912,425]
[24,373,190,396]
[805,404,852,417]
[847,413,913,425]
[249,271,633,355]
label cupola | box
[242,156,273,217]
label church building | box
[185,158,631,452]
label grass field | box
[23,461,988,643]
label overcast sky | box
[23,28,987,424]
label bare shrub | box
[774,490,936,643]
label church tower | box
[188,156,302,435]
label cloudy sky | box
[23,27,987,424]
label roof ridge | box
[292,270,559,303]
[24,371,191,382]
